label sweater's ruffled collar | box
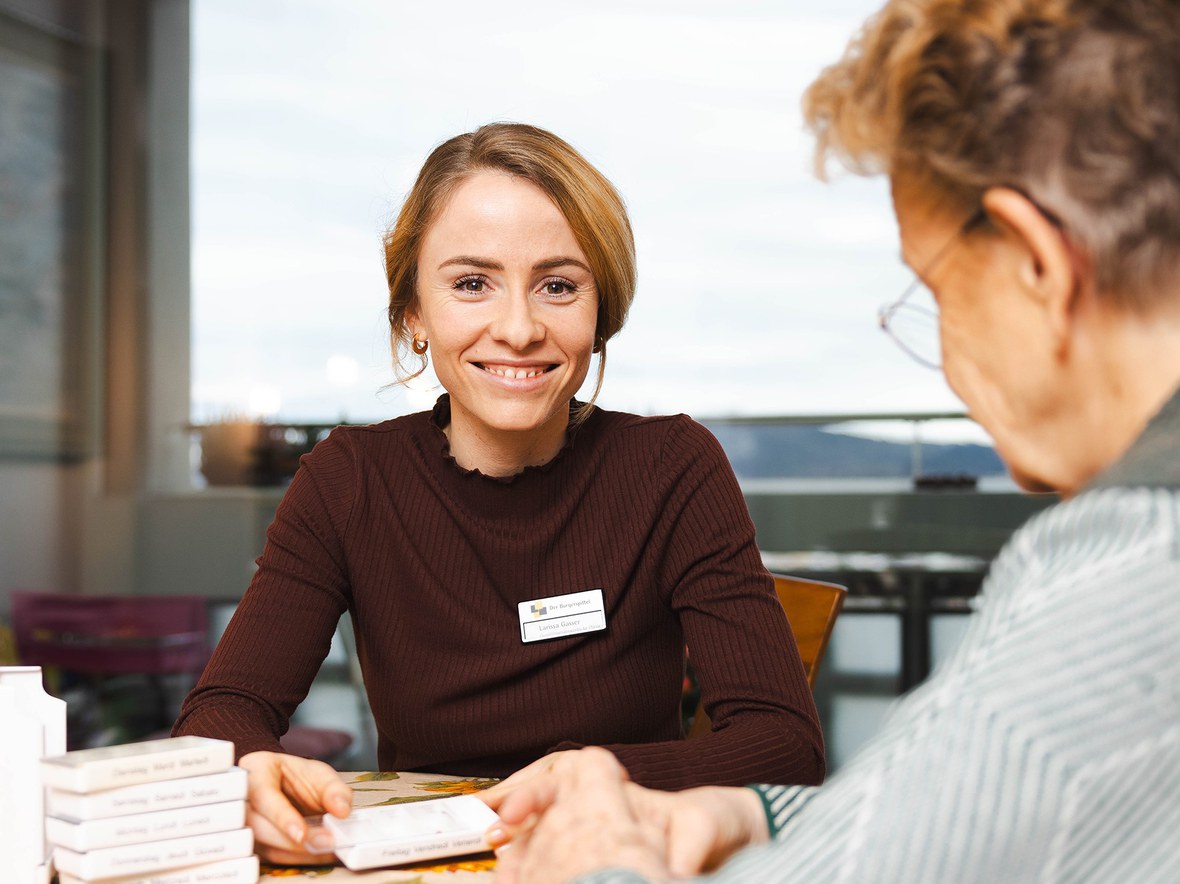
[427,394,584,485]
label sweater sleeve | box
[595,418,825,789]
[172,432,356,759]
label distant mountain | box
[701,422,1006,480]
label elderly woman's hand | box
[238,750,352,865]
[479,749,582,813]
[488,748,669,884]
[485,747,770,883]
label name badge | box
[518,589,606,643]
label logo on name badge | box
[517,589,606,643]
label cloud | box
[192,0,923,423]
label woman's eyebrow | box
[438,256,502,270]
[534,257,592,273]
[437,256,592,273]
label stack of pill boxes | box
[39,736,259,884]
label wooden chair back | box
[689,574,846,738]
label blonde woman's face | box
[409,170,599,445]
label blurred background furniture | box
[10,591,209,749]
[11,591,360,764]
[770,575,847,688]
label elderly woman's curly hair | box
[804,0,1180,307]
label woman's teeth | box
[482,365,548,379]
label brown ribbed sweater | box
[174,397,824,789]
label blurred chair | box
[11,591,354,763]
[688,574,846,738]
[10,591,209,748]
[279,722,354,763]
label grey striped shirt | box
[579,485,1180,882]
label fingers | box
[490,747,628,831]
[665,802,724,877]
[664,787,768,877]
[553,746,626,794]
[494,769,560,827]
[254,839,336,867]
[318,775,353,819]
[623,784,716,876]
[484,767,560,853]
[238,750,352,857]
[507,749,668,884]
[491,825,529,884]
[278,757,352,819]
[480,756,545,811]
[481,749,576,812]
[490,749,634,883]
[484,749,583,845]
[245,806,335,866]
[490,751,756,883]
[241,753,312,845]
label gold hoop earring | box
[412,335,429,356]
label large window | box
[192,0,962,426]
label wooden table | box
[261,771,498,881]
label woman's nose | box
[490,292,545,349]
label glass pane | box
[190,0,961,426]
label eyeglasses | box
[878,208,987,369]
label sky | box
[190,0,983,441]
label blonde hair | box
[804,0,1180,305]
[384,123,636,415]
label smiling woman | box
[409,172,600,474]
[384,123,636,426]
[173,123,825,866]
[384,124,633,475]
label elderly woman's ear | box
[980,186,1082,354]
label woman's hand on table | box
[484,747,770,882]
[238,750,352,865]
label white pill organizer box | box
[325,794,500,870]
[40,736,234,793]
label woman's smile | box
[472,361,559,381]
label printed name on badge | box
[518,589,606,643]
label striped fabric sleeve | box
[750,783,818,838]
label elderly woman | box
[173,123,823,864]
[487,2,1180,881]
